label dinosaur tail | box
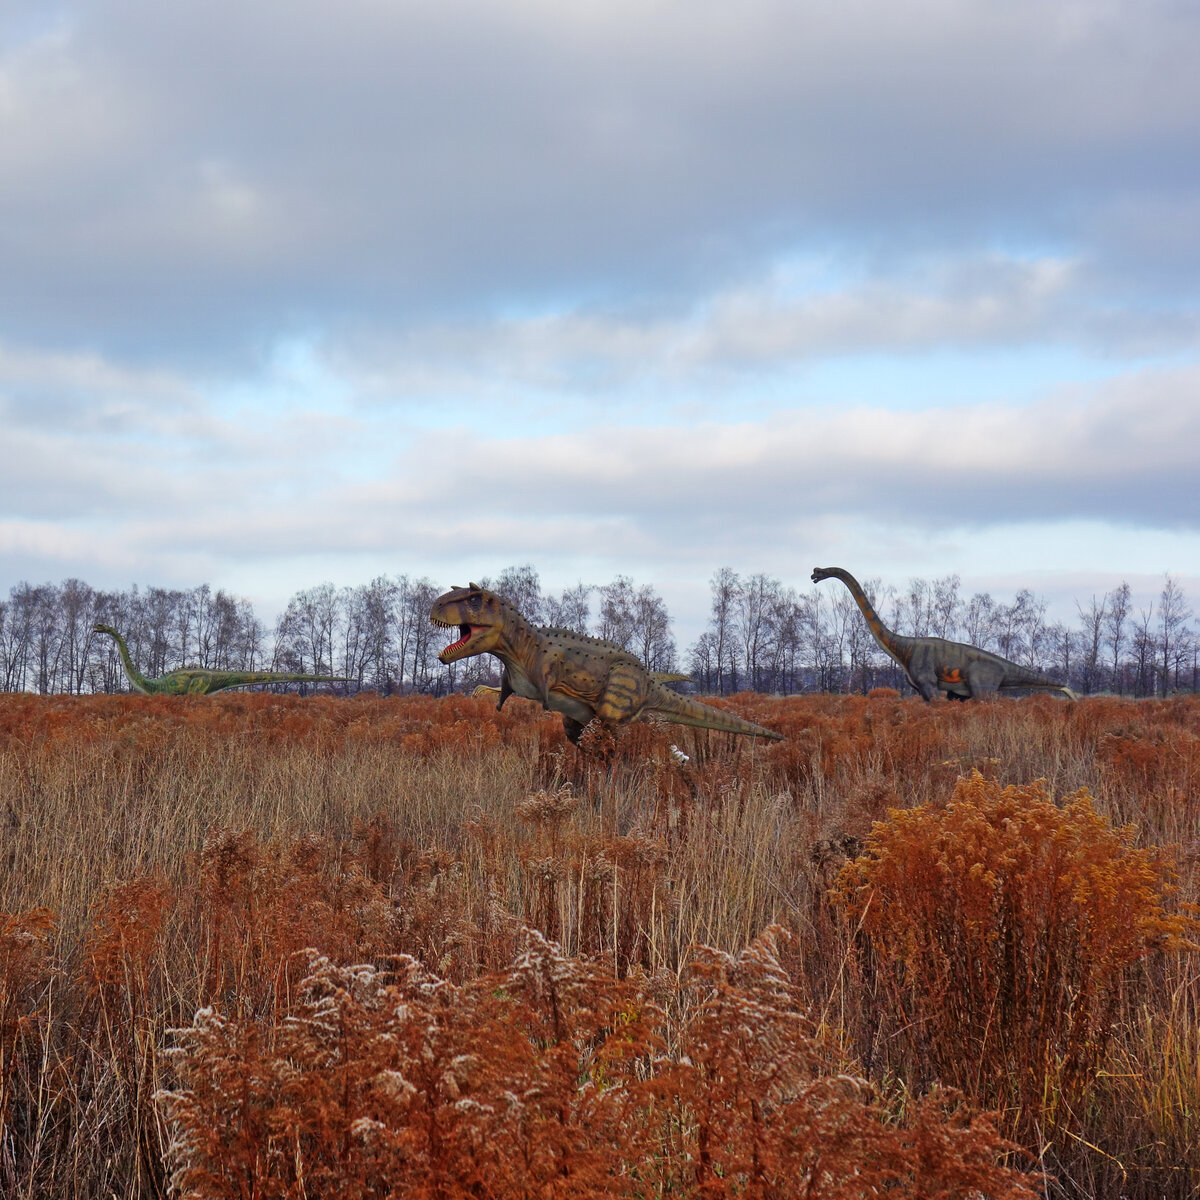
[1000,665,1077,699]
[648,683,783,740]
[236,673,351,685]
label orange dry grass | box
[157,929,1036,1200]
[837,772,1196,1141]
[0,690,1197,1197]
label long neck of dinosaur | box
[104,630,153,693]
[828,569,905,658]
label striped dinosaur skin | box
[92,624,350,695]
[810,568,1078,701]
[432,585,783,744]
[472,671,690,703]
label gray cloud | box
[3,0,1198,622]
[366,364,1200,541]
[8,360,1192,568]
[330,253,1200,397]
[2,0,1198,362]
[2,358,1197,640]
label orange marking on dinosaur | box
[939,668,963,684]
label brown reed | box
[0,690,1196,1196]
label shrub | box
[0,908,56,1141]
[837,770,1198,1139]
[158,928,1039,1199]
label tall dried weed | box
[0,691,1197,1196]
[837,770,1198,1145]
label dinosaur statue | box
[471,670,690,703]
[92,624,350,695]
[810,568,1078,701]
[431,584,782,743]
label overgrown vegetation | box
[1,690,1197,1196]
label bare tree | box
[809,587,849,693]
[490,564,543,621]
[597,575,636,650]
[738,574,778,692]
[27,585,65,694]
[688,630,719,692]
[766,585,808,694]
[931,575,963,640]
[0,596,12,691]
[401,577,442,692]
[275,582,340,676]
[708,567,741,694]
[1158,575,1193,696]
[391,575,420,688]
[1104,582,1131,693]
[994,589,1044,665]
[1131,603,1156,697]
[173,588,198,671]
[895,578,934,638]
[342,577,398,691]
[632,584,675,672]
[192,584,220,669]
[340,583,375,688]
[1075,595,1107,694]
[235,598,266,671]
[204,589,249,671]
[1023,592,1051,669]
[1046,621,1076,684]
[1,584,38,691]
[963,591,997,650]
[544,582,591,634]
[59,578,98,694]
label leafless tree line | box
[690,570,1198,698]
[0,566,1194,697]
[0,566,677,697]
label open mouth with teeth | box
[433,617,488,662]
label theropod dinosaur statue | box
[472,670,690,703]
[810,568,1077,701]
[431,584,782,743]
[92,624,350,695]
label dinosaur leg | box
[964,661,1003,699]
[593,662,649,727]
[561,716,587,744]
[904,646,942,701]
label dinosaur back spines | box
[534,624,637,654]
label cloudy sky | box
[2,0,1198,644]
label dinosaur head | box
[810,567,836,584]
[93,623,119,636]
[431,584,509,663]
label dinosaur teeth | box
[439,623,475,655]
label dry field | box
[1,689,1198,1198]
